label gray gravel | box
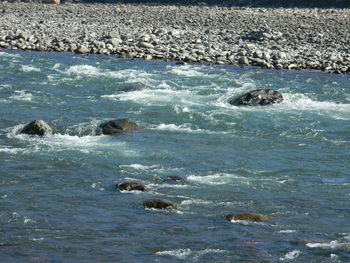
[1,2,350,74]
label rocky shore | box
[0,2,349,73]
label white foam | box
[280,250,301,261]
[31,237,45,242]
[119,164,161,170]
[102,88,200,106]
[306,241,349,250]
[278,93,350,119]
[187,173,242,185]
[52,63,61,70]
[228,219,266,226]
[6,126,140,157]
[153,123,205,134]
[0,51,21,58]
[65,65,153,83]
[66,65,102,77]
[156,248,224,259]
[181,199,211,205]
[278,230,297,234]
[21,65,41,72]
[24,217,36,224]
[9,90,33,101]
[91,182,105,191]
[156,248,192,259]
[169,64,213,77]
[0,147,24,154]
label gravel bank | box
[1,2,350,74]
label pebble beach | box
[1,2,350,73]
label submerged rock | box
[117,182,147,192]
[119,86,143,92]
[228,89,283,106]
[20,120,53,136]
[164,176,183,182]
[143,199,176,210]
[225,213,271,222]
[99,119,140,135]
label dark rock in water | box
[228,89,283,106]
[225,213,271,222]
[143,199,175,210]
[164,176,183,182]
[20,120,53,136]
[119,86,143,92]
[99,119,139,135]
[117,182,147,192]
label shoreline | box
[0,2,349,74]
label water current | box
[0,50,349,262]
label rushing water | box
[0,50,349,263]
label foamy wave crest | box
[168,64,217,77]
[0,147,25,154]
[102,88,201,106]
[152,123,206,134]
[9,90,33,101]
[279,93,350,119]
[187,173,241,185]
[306,241,350,250]
[65,65,152,82]
[156,248,224,259]
[119,164,161,170]
[21,65,41,72]
[280,250,301,261]
[0,51,21,58]
[5,126,140,156]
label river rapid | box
[0,50,349,262]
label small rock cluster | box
[0,3,349,73]
[19,89,281,222]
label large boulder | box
[99,119,140,135]
[225,213,271,222]
[117,182,147,192]
[143,199,176,210]
[228,89,283,106]
[20,120,53,136]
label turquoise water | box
[0,50,349,262]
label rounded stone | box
[20,120,53,136]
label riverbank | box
[0,2,349,74]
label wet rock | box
[99,119,140,135]
[164,176,183,182]
[143,199,176,210]
[117,182,147,192]
[119,86,143,92]
[225,213,271,222]
[20,120,53,136]
[228,89,283,106]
